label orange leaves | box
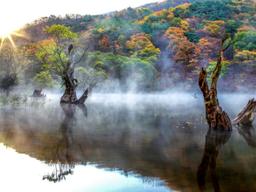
[174,3,191,10]
[126,33,160,61]
[154,10,168,17]
[204,20,225,37]
[126,33,152,51]
[37,39,56,47]
[164,26,200,72]
[198,37,221,59]
[99,35,110,49]
[237,25,255,32]
[137,9,171,25]
[198,38,210,47]
[165,27,185,39]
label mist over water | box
[0,92,255,191]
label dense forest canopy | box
[0,0,256,94]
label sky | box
[0,0,160,33]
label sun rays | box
[1,35,15,48]
[0,31,27,50]
[0,35,16,50]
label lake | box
[0,93,255,192]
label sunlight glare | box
[0,20,17,38]
[0,21,26,49]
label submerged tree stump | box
[233,99,256,126]
[199,43,232,131]
[32,89,45,97]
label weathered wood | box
[199,42,232,131]
[233,99,256,126]
[60,44,89,104]
[32,89,46,97]
[75,88,88,104]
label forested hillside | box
[1,0,256,93]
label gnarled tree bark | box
[60,44,88,104]
[233,99,256,126]
[199,39,232,131]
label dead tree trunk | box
[199,40,232,131]
[233,99,256,126]
[60,44,88,104]
[32,89,45,97]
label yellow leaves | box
[136,19,145,25]
[175,3,191,10]
[126,33,160,59]
[167,11,174,21]
[97,27,105,33]
[126,33,152,50]
[204,20,225,37]
[45,24,77,41]
[136,9,169,25]
[154,10,168,17]
[169,2,191,13]
[180,20,189,31]
[235,50,256,61]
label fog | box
[0,91,255,191]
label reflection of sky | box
[0,144,171,192]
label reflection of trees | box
[197,129,231,192]
[43,104,87,183]
[43,164,74,182]
[238,124,256,148]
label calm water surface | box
[0,93,255,192]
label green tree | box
[188,0,233,20]
[35,25,78,78]
[34,24,89,103]
[234,31,256,51]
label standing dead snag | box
[60,44,88,104]
[199,39,232,131]
[233,99,256,126]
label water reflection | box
[43,104,89,182]
[0,94,255,191]
[197,129,231,192]
[43,104,80,182]
[237,124,256,148]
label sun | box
[0,21,27,50]
[0,19,18,37]
[0,28,13,39]
[0,24,16,49]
